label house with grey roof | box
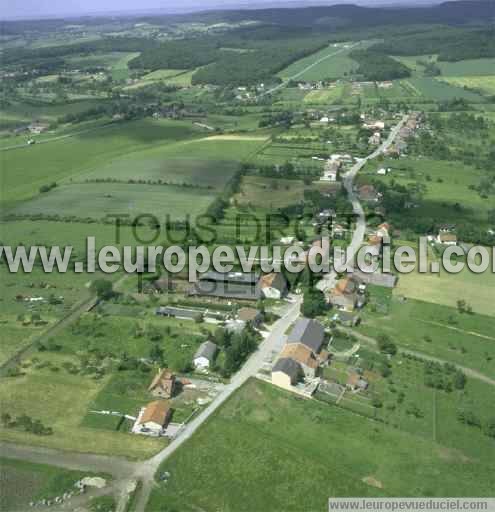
[287,318,325,354]
[193,341,218,370]
[271,358,303,390]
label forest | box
[373,28,495,62]
[349,50,411,81]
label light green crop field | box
[439,76,495,96]
[11,182,217,221]
[147,379,495,512]
[0,458,98,511]
[394,267,495,319]
[303,85,345,104]
[395,55,495,77]
[110,52,140,81]
[277,44,359,81]
[406,78,486,101]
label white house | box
[193,341,218,370]
[259,272,288,299]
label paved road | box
[317,114,408,292]
[131,295,303,512]
[259,42,360,97]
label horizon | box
[2,0,451,22]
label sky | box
[3,0,443,20]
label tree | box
[90,279,114,300]
[377,334,397,356]
[302,288,327,318]
[453,370,467,390]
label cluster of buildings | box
[189,271,288,301]
[385,111,423,157]
[271,318,329,390]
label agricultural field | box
[147,379,495,512]
[359,295,495,376]
[10,182,217,221]
[277,43,359,81]
[303,85,345,104]
[0,458,99,511]
[404,78,486,102]
[439,76,495,96]
[0,119,204,206]
[395,55,495,77]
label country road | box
[131,294,303,512]
[0,295,302,512]
[317,114,408,292]
[259,42,361,97]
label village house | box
[148,369,176,399]
[259,272,288,300]
[358,184,380,203]
[368,131,381,145]
[237,307,263,328]
[321,159,341,182]
[328,277,365,312]
[193,341,218,370]
[132,401,172,437]
[279,343,319,378]
[376,222,391,239]
[271,358,303,390]
[346,373,369,392]
[28,122,49,134]
[287,317,325,354]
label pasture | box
[439,76,495,96]
[147,379,495,512]
[277,44,359,81]
[406,78,486,102]
[0,118,204,206]
[11,182,217,221]
[360,295,495,376]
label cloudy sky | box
[3,0,440,20]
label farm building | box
[271,358,303,390]
[191,271,262,301]
[352,269,398,288]
[259,273,288,299]
[193,341,218,370]
[148,369,176,399]
[132,401,172,437]
[287,318,325,354]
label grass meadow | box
[277,44,359,81]
[0,457,96,511]
[147,379,495,512]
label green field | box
[303,85,345,104]
[360,295,495,376]
[147,379,495,512]
[439,76,495,96]
[0,119,204,206]
[405,78,486,102]
[10,182,217,221]
[277,44,359,81]
[395,55,495,77]
[0,458,98,511]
